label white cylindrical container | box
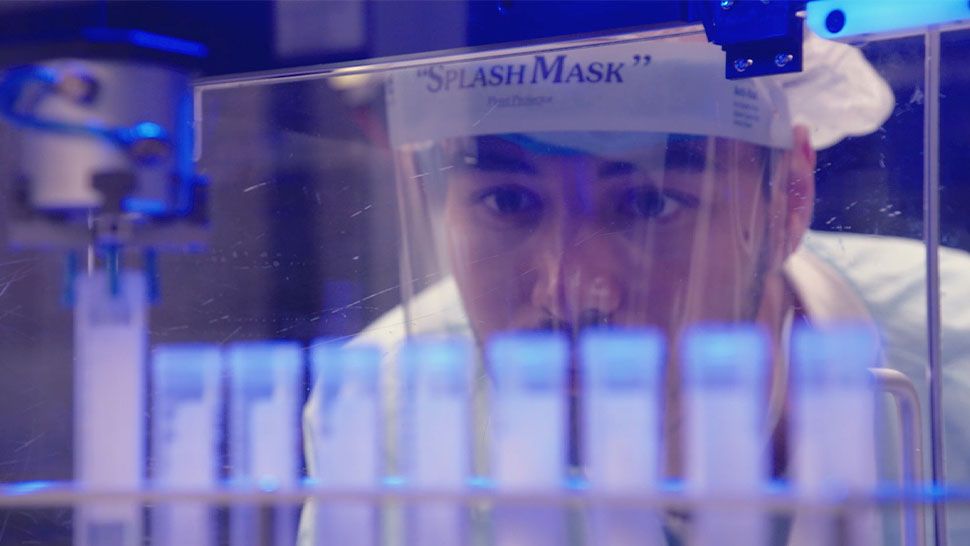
[150,344,222,546]
[309,342,382,546]
[790,324,881,545]
[581,329,665,546]
[400,337,472,546]
[227,341,303,546]
[488,332,568,546]
[683,325,768,546]
[74,272,147,546]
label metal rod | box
[923,25,947,546]
[2,482,968,510]
[63,251,78,306]
[144,248,159,303]
[872,368,926,546]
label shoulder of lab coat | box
[799,230,970,544]
[800,231,970,460]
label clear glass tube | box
[488,333,568,546]
[309,342,381,546]
[227,341,303,546]
[791,325,881,545]
[400,337,472,546]
[150,344,222,546]
[73,272,147,546]
[683,326,767,546]
[581,329,665,545]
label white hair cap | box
[768,30,895,149]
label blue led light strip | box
[807,0,970,39]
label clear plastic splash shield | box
[385,33,892,350]
[392,130,791,347]
[380,34,895,487]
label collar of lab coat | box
[786,242,879,329]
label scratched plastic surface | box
[0,19,968,546]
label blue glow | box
[488,332,568,391]
[466,476,494,489]
[808,0,970,39]
[581,329,663,388]
[4,480,56,495]
[115,122,170,149]
[256,477,280,492]
[563,476,587,491]
[302,477,322,488]
[130,121,167,140]
[792,324,878,386]
[153,344,220,399]
[122,197,167,215]
[682,325,767,385]
[175,88,195,211]
[228,341,302,396]
[82,28,208,58]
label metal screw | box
[733,58,753,72]
[720,0,734,9]
[774,53,794,68]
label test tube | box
[74,272,147,546]
[150,344,222,546]
[309,342,382,546]
[488,332,568,546]
[227,341,303,546]
[791,325,881,545]
[683,325,768,546]
[581,329,665,546]
[400,337,472,546]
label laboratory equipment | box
[400,338,473,546]
[581,329,665,546]
[488,333,568,546]
[307,342,382,546]
[73,271,147,546]
[790,324,882,545]
[227,341,303,546]
[1,2,970,546]
[0,28,207,268]
[150,344,222,546]
[683,325,768,546]
[0,22,208,546]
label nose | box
[530,226,625,326]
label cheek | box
[629,201,764,324]
[444,209,539,332]
[689,200,768,317]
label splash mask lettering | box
[417,53,639,93]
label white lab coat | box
[300,231,970,546]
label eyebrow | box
[597,160,638,178]
[462,148,537,174]
[664,141,709,171]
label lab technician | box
[302,31,970,546]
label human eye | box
[618,187,697,221]
[476,184,543,217]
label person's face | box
[439,133,791,345]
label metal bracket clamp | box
[689,0,807,80]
